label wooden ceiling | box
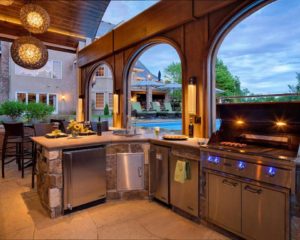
[0,0,110,52]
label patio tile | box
[98,219,159,240]
[0,226,34,240]
[34,212,98,239]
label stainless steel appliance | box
[117,152,144,191]
[63,146,106,211]
[149,144,170,204]
[170,148,199,217]
[200,102,300,240]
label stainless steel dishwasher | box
[63,146,106,211]
[149,144,170,204]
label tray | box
[45,133,68,138]
[162,135,188,141]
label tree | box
[288,72,300,93]
[216,58,250,97]
[164,62,182,83]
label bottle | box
[97,116,102,136]
[188,118,194,138]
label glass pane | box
[17,93,26,103]
[53,61,62,79]
[96,93,104,108]
[39,94,47,104]
[28,93,36,103]
[49,94,57,111]
[109,93,113,108]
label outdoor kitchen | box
[1,1,300,240]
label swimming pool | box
[135,121,182,130]
[135,119,221,131]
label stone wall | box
[36,142,150,218]
[0,41,9,102]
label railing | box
[216,93,300,103]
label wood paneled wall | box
[78,0,269,137]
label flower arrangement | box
[67,120,83,137]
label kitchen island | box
[32,132,200,218]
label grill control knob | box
[207,156,214,163]
[267,167,276,177]
[213,157,220,165]
[237,161,246,170]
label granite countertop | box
[31,132,201,150]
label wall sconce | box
[113,90,120,115]
[188,76,196,115]
[61,95,66,101]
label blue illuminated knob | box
[207,156,214,163]
[267,167,276,177]
[213,157,220,165]
[237,161,246,170]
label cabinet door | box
[117,153,144,191]
[208,173,241,233]
[170,155,199,216]
[242,183,286,240]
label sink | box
[112,130,140,137]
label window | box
[17,93,26,103]
[15,60,62,79]
[96,93,104,108]
[28,93,36,103]
[95,66,105,77]
[109,93,113,108]
[15,92,58,113]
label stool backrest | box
[3,122,24,138]
[50,119,66,132]
[33,123,53,136]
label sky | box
[102,0,300,94]
[218,0,300,94]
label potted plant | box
[0,101,25,121]
[25,103,54,123]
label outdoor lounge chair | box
[131,102,156,118]
[164,102,181,118]
[151,102,173,118]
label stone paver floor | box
[0,161,229,240]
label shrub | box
[0,101,25,120]
[25,103,54,122]
[104,103,110,116]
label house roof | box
[0,0,110,52]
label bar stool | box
[1,122,33,178]
[32,123,53,188]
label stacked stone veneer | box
[36,142,150,218]
[0,41,10,102]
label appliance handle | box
[138,166,143,177]
[222,179,238,187]
[244,185,262,194]
[64,152,73,210]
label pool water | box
[135,119,221,132]
[135,121,182,130]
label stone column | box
[0,41,10,102]
[146,87,152,110]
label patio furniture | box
[50,119,67,133]
[131,102,156,118]
[151,102,171,118]
[32,123,53,188]
[1,122,33,178]
[164,102,181,118]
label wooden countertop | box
[31,132,201,150]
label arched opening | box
[208,0,281,134]
[88,63,114,126]
[125,43,183,135]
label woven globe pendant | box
[20,4,50,34]
[11,36,48,70]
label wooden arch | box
[78,0,273,137]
